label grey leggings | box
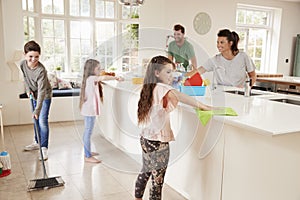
[135,137,170,200]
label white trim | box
[22,0,140,74]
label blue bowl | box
[180,86,206,96]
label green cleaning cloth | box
[195,107,238,126]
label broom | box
[27,94,64,191]
[0,104,12,178]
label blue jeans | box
[83,116,96,158]
[33,98,51,148]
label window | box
[95,0,115,18]
[120,5,139,71]
[22,0,140,75]
[23,0,36,41]
[236,4,279,73]
[70,0,90,16]
[42,0,64,15]
[95,21,115,69]
[42,19,66,71]
[70,20,92,72]
[23,16,36,42]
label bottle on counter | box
[244,78,252,97]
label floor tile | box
[0,121,186,200]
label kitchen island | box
[98,80,300,200]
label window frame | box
[22,0,140,76]
[236,4,275,73]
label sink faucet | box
[244,71,251,97]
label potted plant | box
[55,66,62,77]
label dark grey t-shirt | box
[20,60,52,115]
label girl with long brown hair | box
[79,59,123,163]
[135,55,211,200]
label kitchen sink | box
[269,98,300,106]
[225,90,263,96]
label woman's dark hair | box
[24,40,41,54]
[137,55,175,125]
[174,24,185,34]
[217,29,240,55]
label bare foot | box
[91,152,99,156]
[85,156,101,163]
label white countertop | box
[103,80,300,136]
[207,89,300,136]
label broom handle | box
[0,104,4,152]
[30,95,48,178]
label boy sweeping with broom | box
[20,40,52,161]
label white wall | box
[139,0,300,74]
[0,0,25,125]
[1,0,23,81]
[276,1,300,75]
[0,1,5,81]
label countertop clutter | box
[103,80,300,136]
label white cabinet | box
[18,97,83,124]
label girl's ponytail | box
[231,31,240,55]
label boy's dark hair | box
[24,40,41,54]
[173,24,185,34]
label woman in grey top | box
[187,29,256,87]
[20,40,52,161]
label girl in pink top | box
[79,59,123,163]
[134,55,211,200]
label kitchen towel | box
[195,107,238,126]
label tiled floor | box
[0,121,186,200]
